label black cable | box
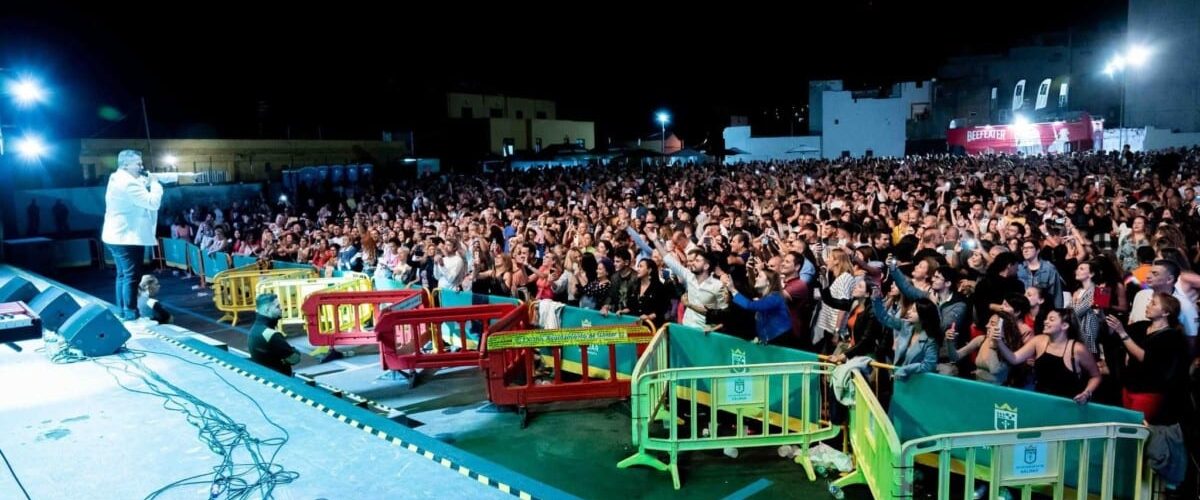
[89,346,298,499]
[0,446,31,500]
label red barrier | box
[302,289,429,347]
[374,303,526,373]
[480,323,654,427]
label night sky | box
[2,2,1126,148]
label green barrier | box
[161,238,188,270]
[618,326,839,489]
[890,372,1144,497]
[829,370,902,500]
[667,324,823,435]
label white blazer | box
[101,169,164,246]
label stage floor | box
[19,265,870,500]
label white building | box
[821,81,932,159]
[722,80,932,162]
[721,126,821,164]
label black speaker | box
[59,304,130,357]
[28,286,81,332]
[0,275,39,303]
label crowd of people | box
[168,149,1200,486]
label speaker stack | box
[0,273,129,356]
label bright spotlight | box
[1126,45,1151,67]
[9,77,47,107]
[15,135,48,160]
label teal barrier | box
[891,373,1143,497]
[438,288,520,307]
[373,277,423,291]
[556,305,643,376]
[667,323,823,425]
[231,255,257,269]
[185,243,204,276]
[271,260,316,272]
[161,238,188,269]
[203,251,231,280]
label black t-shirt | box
[248,316,299,376]
[1121,322,1189,425]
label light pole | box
[1104,45,1151,152]
[656,111,670,155]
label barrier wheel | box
[827,484,844,500]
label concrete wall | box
[1144,127,1200,151]
[14,184,265,236]
[78,138,408,186]
[1101,128,1148,152]
[1127,0,1200,132]
[808,80,843,134]
[447,93,556,120]
[484,119,594,155]
[822,91,908,159]
[529,120,594,150]
[487,118,530,155]
[722,126,821,164]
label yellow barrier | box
[211,265,317,326]
[618,327,840,489]
[255,272,372,328]
[828,370,903,500]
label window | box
[516,110,524,119]
[461,107,473,119]
[536,111,547,119]
[502,138,515,157]
[489,108,503,118]
[534,138,542,153]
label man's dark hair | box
[1152,259,1181,282]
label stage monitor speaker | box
[59,304,130,357]
[0,275,39,303]
[28,286,81,332]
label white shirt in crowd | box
[434,254,466,290]
[660,253,727,328]
[1129,285,1199,338]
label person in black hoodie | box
[248,293,302,376]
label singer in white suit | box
[101,150,163,320]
